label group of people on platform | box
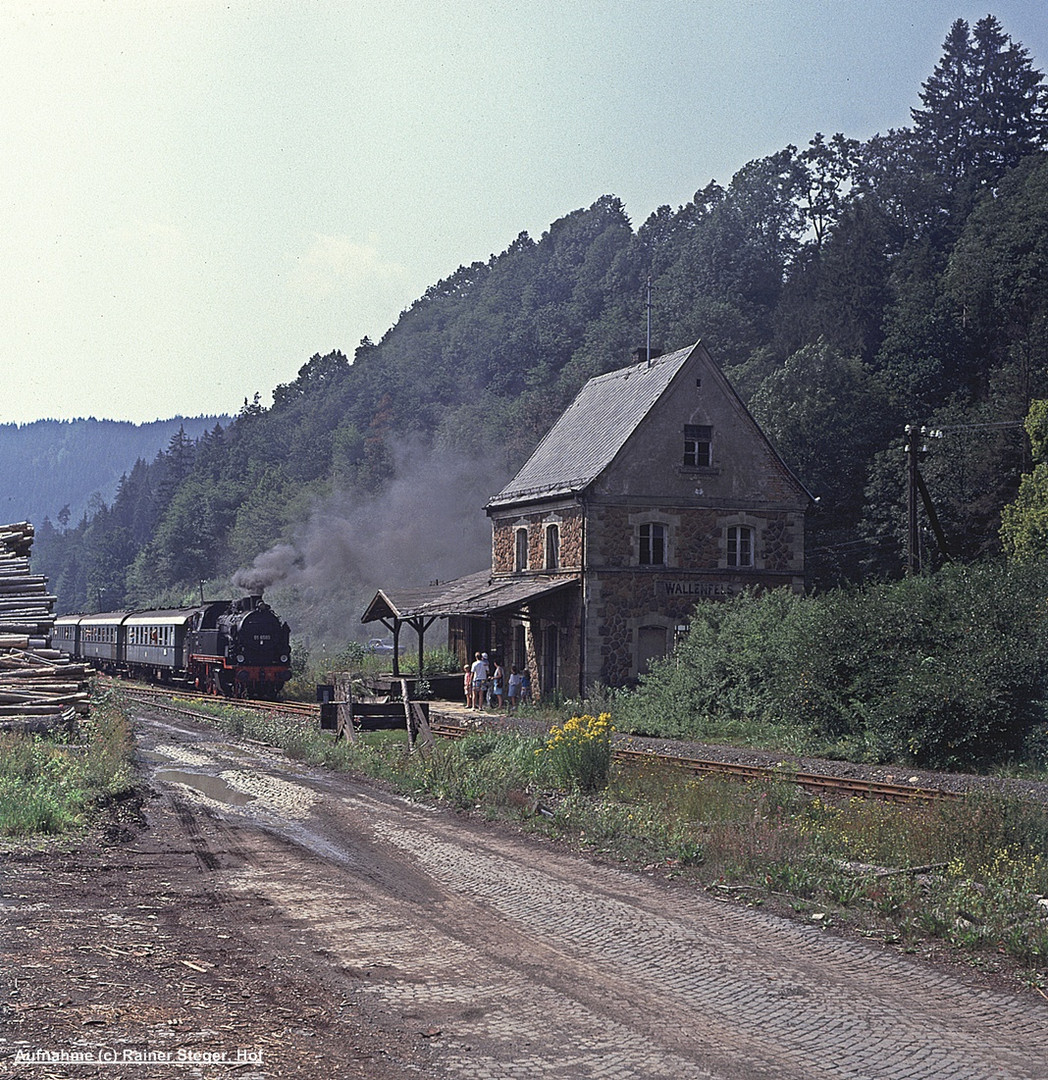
[465,651,531,713]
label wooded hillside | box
[0,416,226,533]
[34,15,1048,644]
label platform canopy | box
[361,570,580,676]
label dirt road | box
[3,710,1048,1079]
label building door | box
[542,625,558,696]
[637,624,668,675]
[467,618,491,660]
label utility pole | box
[904,424,946,574]
[905,425,920,574]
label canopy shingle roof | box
[361,570,580,624]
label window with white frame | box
[638,522,666,565]
[726,525,754,567]
[545,523,560,570]
[515,527,528,572]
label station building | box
[362,340,811,698]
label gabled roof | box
[487,343,695,509]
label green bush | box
[619,562,1048,770]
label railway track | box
[110,680,982,803]
[612,745,962,802]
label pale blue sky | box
[2,0,1045,424]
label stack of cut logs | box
[0,521,90,735]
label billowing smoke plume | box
[231,544,298,594]
[231,441,513,647]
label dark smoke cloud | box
[231,544,298,594]
[232,441,512,647]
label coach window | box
[683,424,712,468]
[515,527,528,573]
[638,522,666,566]
[545,524,560,570]
[726,525,755,568]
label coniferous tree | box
[911,16,1047,186]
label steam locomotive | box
[53,595,292,699]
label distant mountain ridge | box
[0,416,229,529]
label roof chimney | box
[632,346,662,366]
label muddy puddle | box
[155,768,258,806]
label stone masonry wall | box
[491,506,584,575]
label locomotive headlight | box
[236,654,245,663]
[280,654,289,663]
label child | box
[506,665,523,713]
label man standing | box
[469,652,488,710]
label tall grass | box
[0,685,134,836]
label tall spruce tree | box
[911,16,1046,185]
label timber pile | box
[0,521,90,735]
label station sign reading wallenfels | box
[655,579,737,599]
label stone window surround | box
[544,521,561,570]
[514,526,528,573]
[627,613,678,675]
[720,512,762,570]
[628,509,679,568]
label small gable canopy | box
[361,571,580,624]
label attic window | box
[683,424,712,468]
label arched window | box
[638,522,666,565]
[515,527,529,572]
[545,524,560,570]
[726,525,754,567]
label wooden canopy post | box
[407,615,438,684]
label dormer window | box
[639,522,666,566]
[684,424,712,468]
[545,524,560,570]
[514,527,529,573]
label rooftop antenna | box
[646,276,653,366]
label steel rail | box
[612,746,962,802]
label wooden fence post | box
[335,672,355,743]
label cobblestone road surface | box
[140,715,1048,1080]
